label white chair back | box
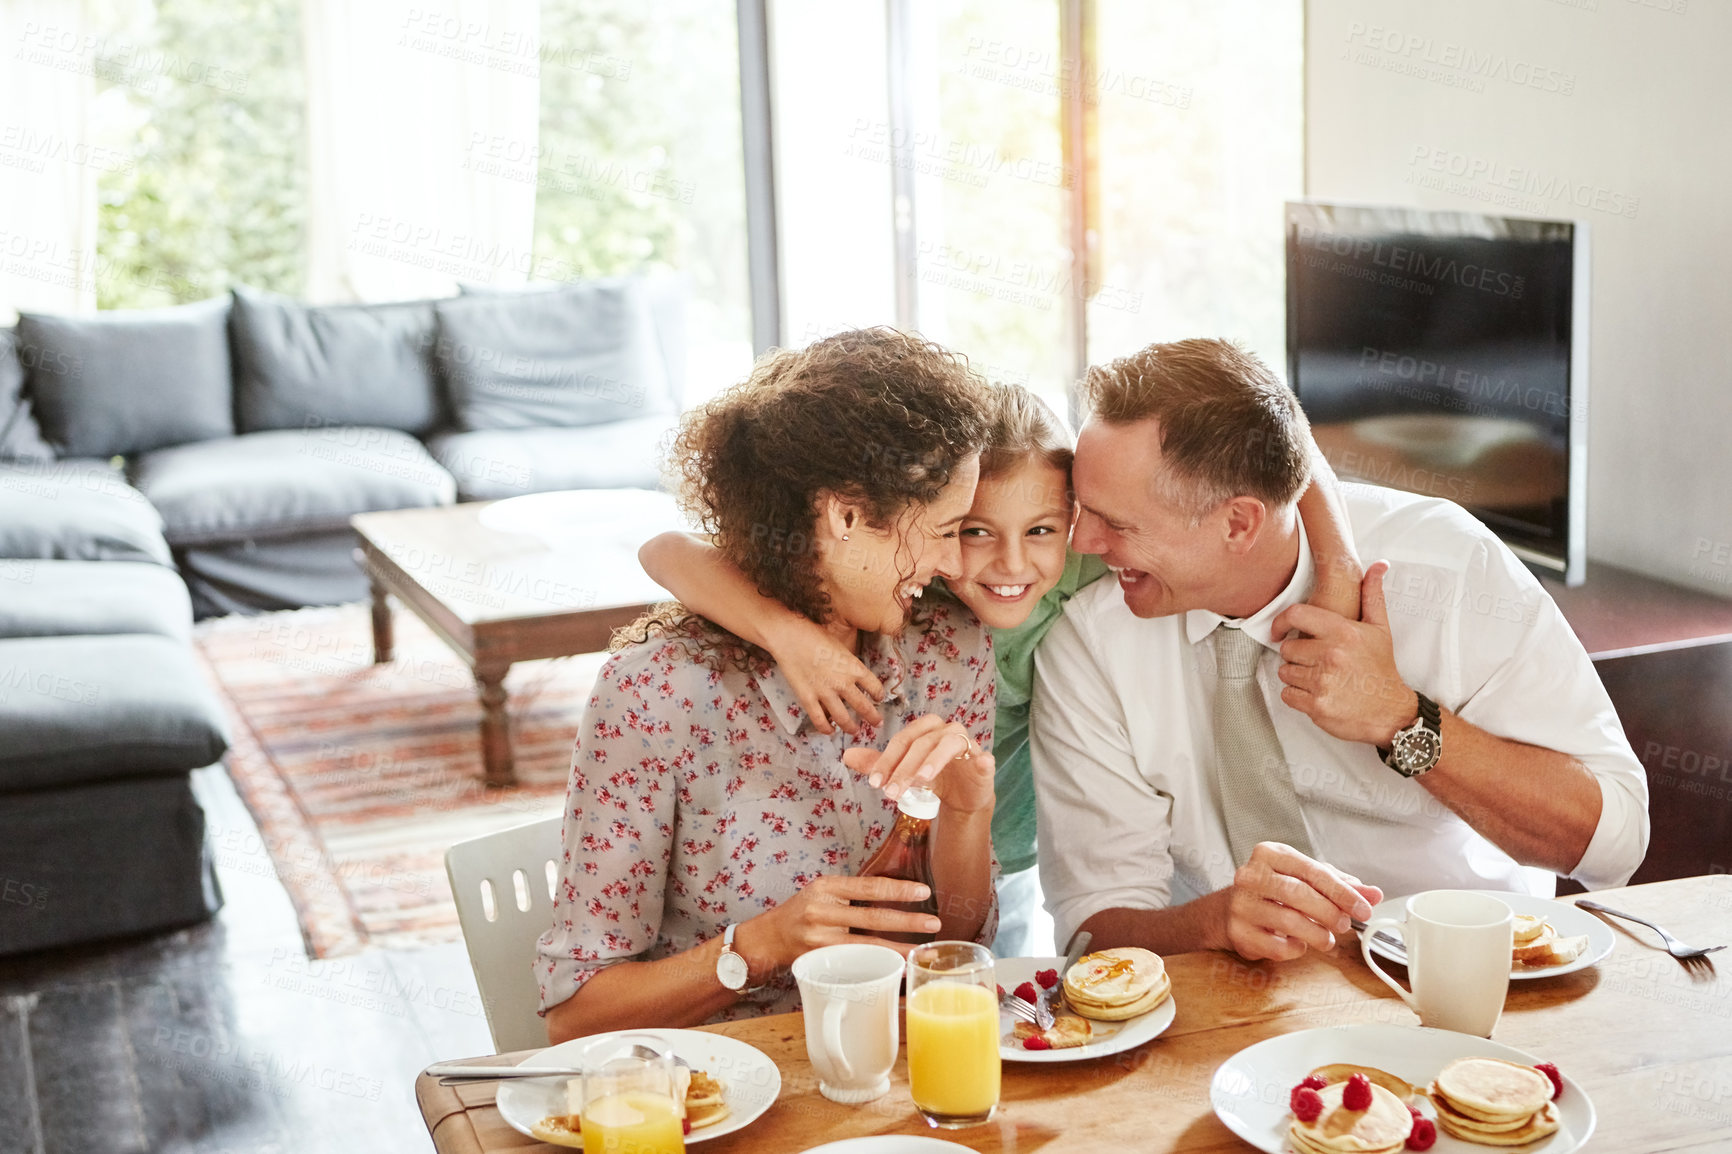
[445,815,564,1053]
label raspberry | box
[682,1118,693,1136]
[1290,1087,1323,1122]
[1300,1074,1329,1092]
[1342,1073,1373,1111]
[1534,1062,1564,1100]
[1036,968,1060,989]
[996,984,1005,1000]
[1405,1117,1436,1150]
[1013,981,1039,1003]
[1022,1035,1051,1051]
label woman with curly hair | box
[537,328,1000,1041]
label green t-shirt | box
[985,550,1112,875]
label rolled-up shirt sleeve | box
[1449,538,1650,889]
[1031,612,1175,950]
[536,654,679,1015]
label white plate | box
[799,1140,975,1154]
[1210,1022,1595,1154]
[995,956,1176,1063]
[495,1027,781,1146]
[1365,891,1616,979]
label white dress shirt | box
[1031,484,1650,948]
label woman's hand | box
[742,875,942,969]
[841,714,995,816]
[766,619,884,735]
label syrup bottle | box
[856,786,940,943]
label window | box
[88,0,308,309]
[533,0,754,403]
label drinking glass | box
[905,940,1000,1128]
[578,1034,685,1154]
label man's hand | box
[1214,843,1382,961]
[1271,561,1418,747]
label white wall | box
[1305,0,1732,596]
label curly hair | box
[613,327,990,663]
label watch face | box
[1396,727,1443,774]
[717,950,749,991]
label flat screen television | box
[1285,201,1589,585]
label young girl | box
[638,384,1362,957]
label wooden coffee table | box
[351,489,688,787]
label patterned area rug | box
[194,603,606,958]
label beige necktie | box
[1211,624,1314,864]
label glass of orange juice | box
[578,1034,685,1154]
[906,940,1000,1128]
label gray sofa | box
[0,277,684,953]
[0,460,228,954]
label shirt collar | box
[1183,517,1316,652]
[756,629,912,737]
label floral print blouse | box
[536,600,998,1022]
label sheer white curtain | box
[300,0,541,302]
[1,0,101,319]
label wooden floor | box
[0,764,493,1154]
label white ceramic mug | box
[1362,889,1514,1037]
[791,943,904,1103]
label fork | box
[1574,899,1725,972]
[999,990,1045,1027]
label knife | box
[427,1063,583,1082]
[1349,920,1408,960]
[1054,929,1094,1015]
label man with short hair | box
[1032,339,1648,961]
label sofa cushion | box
[0,328,56,463]
[231,286,444,435]
[0,634,230,791]
[0,561,191,642]
[434,279,675,432]
[0,459,171,565]
[18,296,234,458]
[426,419,668,500]
[130,427,456,546]
[457,272,689,411]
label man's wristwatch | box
[1380,691,1443,778]
[715,922,756,992]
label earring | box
[842,534,849,541]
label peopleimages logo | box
[1342,22,1576,96]
[1295,225,1525,299]
[1358,346,1574,420]
[1406,146,1639,220]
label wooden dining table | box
[415,874,1732,1152]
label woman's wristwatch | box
[715,922,761,992]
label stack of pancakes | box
[1061,948,1171,1021]
[1287,1078,1413,1154]
[1427,1058,1559,1145]
[1511,913,1588,968]
[683,1069,730,1129]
